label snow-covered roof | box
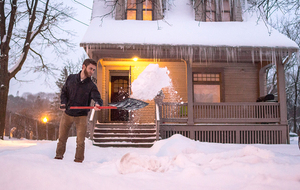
[81,0,299,51]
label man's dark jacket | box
[61,71,103,116]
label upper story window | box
[205,0,216,21]
[127,0,153,21]
[221,0,231,21]
[204,0,233,22]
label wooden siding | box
[192,61,259,102]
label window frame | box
[126,0,154,20]
[192,68,225,102]
[204,0,233,22]
[220,0,232,21]
[205,0,216,22]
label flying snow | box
[131,64,171,100]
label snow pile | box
[1,135,300,190]
[131,64,170,100]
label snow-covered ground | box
[0,135,299,190]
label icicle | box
[272,49,276,66]
[251,49,255,64]
[259,48,263,66]
[226,48,229,63]
[199,47,202,64]
[219,0,222,19]
[229,0,232,15]
[188,46,193,64]
[159,0,163,17]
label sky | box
[0,134,299,190]
[8,0,93,96]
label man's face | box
[83,64,96,78]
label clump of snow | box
[131,64,170,100]
[118,152,169,174]
[1,135,300,189]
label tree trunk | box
[293,66,300,133]
[0,61,10,140]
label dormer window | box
[205,0,216,21]
[195,0,240,22]
[126,0,153,20]
[205,0,231,22]
[221,0,231,21]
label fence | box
[160,102,280,123]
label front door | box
[110,73,130,121]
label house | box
[80,0,299,147]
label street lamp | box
[42,117,48,123]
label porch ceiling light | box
[133,57,138,61]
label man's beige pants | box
[55,112,87,162]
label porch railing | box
[160,102,280,123]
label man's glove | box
[59,104,66,110]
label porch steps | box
[92,123,157,148]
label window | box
[127,0,153,20]
[205,0,216,22]
[127,0,137,20]
[205,0,232,22]
[193,73,221,103]
[221,0,231,21]
[143,1,153,20]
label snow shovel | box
[69,98,149,111]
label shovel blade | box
[108,98,149,110]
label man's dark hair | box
[83,59,97,67]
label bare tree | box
[0,0,74,139]
[257,0,300,134]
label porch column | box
[276,59,287,125]
[187,60,194,125]
[276,58,289,144]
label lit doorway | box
[110,71,130,121]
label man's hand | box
[59,104,66,111]
[94,104,101,111]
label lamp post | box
[42,116,48,140]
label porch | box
[155,101,288,144]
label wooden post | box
[276,58,289,144]
[46,123,48,140]
[187,60,194,125]
[36,121,39,140]
[8,112,11,139]
[24,119,26,139]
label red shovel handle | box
[70,106,118,110]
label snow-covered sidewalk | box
[0,135,299,190]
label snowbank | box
[1,135,300,190]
